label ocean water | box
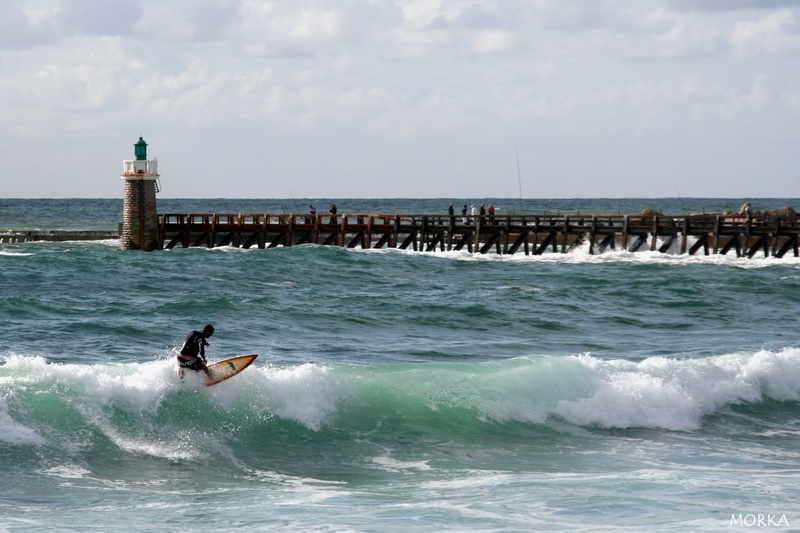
[2,198,800,532]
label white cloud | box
[0,1,57,48]
[1,0,799,198]
[58,0,144,36]
[652,14,722,58]
[731,10,800,57]
[718,78,771,121]
[471,30,514,54]
[668,0,799,13]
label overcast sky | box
[2,0,799,199]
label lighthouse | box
[120,136,160,250]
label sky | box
[2,0,799,199]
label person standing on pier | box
[329,204,337,224]
[471,205,477,224]
[742,202,753,223]
[461,204,468,224]
[177,324,214,377]
[487,204,495,225]
[448,204,454,216]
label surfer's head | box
[203,324,215,337]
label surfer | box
[177,324,214,377]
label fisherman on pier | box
[741,202,753,222]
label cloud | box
[650,12,723,58]
[731,10,800,57]
[57,0,144,36]
[668,0,800,12]
[0,1,57,49]
[1,0,800,198]
[137,0,240,42]
[471,30,515,54]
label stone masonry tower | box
[120,136,160,250]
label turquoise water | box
[2,198,800,532]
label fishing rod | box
[673,182,686,212]
[286,187,301,213]
[515,143,523,214]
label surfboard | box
[203,354,258,387]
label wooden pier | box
[153,212,800,258]
[4,212,799,258]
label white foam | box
[370,241,800,268]
[550,349,800,430]
[40,464,91,479]
[251,363,352,430]
[371,456,432,472]
[0,394,44,445]
[2,354,179,402]
[1,355,192,455]
[553,360,708,430]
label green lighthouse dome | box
[134,136,148,161]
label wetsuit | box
[178,330,208,371]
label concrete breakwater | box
[0,230,119,244]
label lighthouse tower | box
[120,136,160,250]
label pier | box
[152,211,800,258]
[4,212,800,258]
